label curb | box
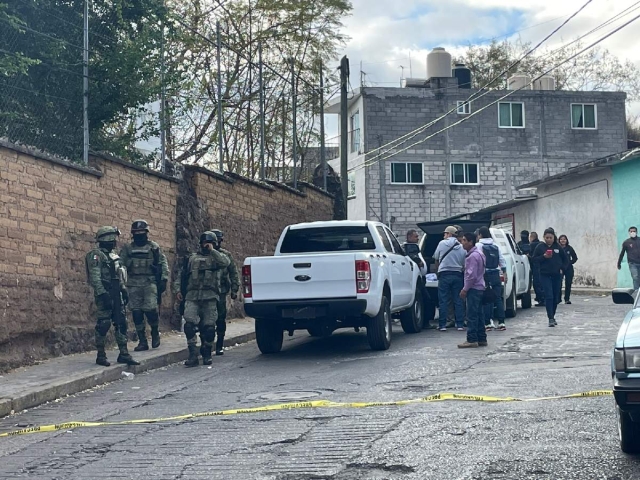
[571,289,611,297]
[1,330,256,418]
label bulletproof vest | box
[88,249,127,290]
[127,242,155,277]
[482,243,500,270]
[187,253,222,293]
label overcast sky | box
[324,0,640,138]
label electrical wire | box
[361,0,594,164]
[350,10,640,173]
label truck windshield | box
[280,226,377,253]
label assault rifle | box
[151,247,163,306]
[108,253,128,331]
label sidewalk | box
[0,317,255,418]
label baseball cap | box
[444,226,457,235]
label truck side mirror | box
[612,288,636,305]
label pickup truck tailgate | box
[250,254,357,301]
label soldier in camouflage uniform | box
[85,226,140,366]
[209,229,239,356]
[119,220,169,351]
[174,231,230,367]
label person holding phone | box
[532,228,569,327]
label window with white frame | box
[457,100,471,115]
[498,102,525,128]
[450,162,479,185]
[347,171,356,198]
[571,104,597,129]
[391,162,423,184]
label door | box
[376,226,404,309]
[491,229,514,300]
[386,226,413,307]
[506,232,527,294]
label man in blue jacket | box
[434,226,467,331]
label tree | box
[629,115,640,142]
[456,39,640,101]
[0,0,170,162]
[165,0,352,180]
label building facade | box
[327,82,628,235]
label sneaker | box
[457,327,465,331]
[565,300,572,305]
[535,302,545,307]
[439,327,447,332]
[553,319,558,326]
[458,341,479,349]
[497,323,506,331]
[486,320,496,331]
[478,341,488,347]
[548,319,555,327]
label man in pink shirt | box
[459,232,487,348]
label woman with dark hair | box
[558,235,578,304]
[532,228,569,327]
[529,232,544,306]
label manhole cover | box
[246,390,327,402]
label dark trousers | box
[466,289,486,344]
[562,267,574,302]
[540,274,562,320]
[438,271,464,329]
[483,270,505,325]
[532,263,544,302]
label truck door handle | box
[401,262,406,266]
[391,260,396,264]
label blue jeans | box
[483,270,505,325]
[438,271,465,329]
[466,289,486,343]
[630,263,640,291]
[540,274,562,320]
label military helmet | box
[200,231,218,246]
[210,229,224,240]
[131,219,149,233]
[96,226,120,242]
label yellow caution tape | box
[0,390,613,438]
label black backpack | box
[482,243,500,270]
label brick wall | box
[0,143,334,371]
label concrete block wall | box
[360,87,627,236]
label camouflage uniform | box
[119,220,169,351]
[85,226,139,367]
[210,229,240,356]
[173,232,230,366]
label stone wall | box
[0,142,334,371]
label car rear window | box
[280,226,376,253]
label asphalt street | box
[1,295,639,479]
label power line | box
[351,10,640,173]
[362,0,594,163]
[0,14,84,50]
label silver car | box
[612,288,640,454]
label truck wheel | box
[618,406,640,454]
[505,282,517,318]
[400,287,424,334]
[521,292,532,309]
[255,318,283,354]
[367,295,392,351]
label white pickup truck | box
[417,221,532,320]
[242,221,423,354]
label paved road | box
[1,296,639,479]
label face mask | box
[100,241,116,251]
[201,244,212,254]
[133,233,148,245]
[631,232,638,238]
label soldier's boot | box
[132,311,149,351]
[96,349,110,367]
[202,345,213,365]
[184,344,199,367]
[151,327,161,349]
[117,353,140,366]
[215,335,225,356]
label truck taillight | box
[242,265,252,298]
[355,260,371,294]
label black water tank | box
[453,63,472,89]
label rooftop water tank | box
[507,73,532,91]
[533,75,556,91]
[452,63,472,89]
[427,47,452,79]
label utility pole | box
[319,60,327,191]
[160,9,166,173]
[291,58,298,190]
[258,41,265,181]
[216,21,224,173]
[82,0,89,165]
[399,65,405,87]
[339,55,349,218]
